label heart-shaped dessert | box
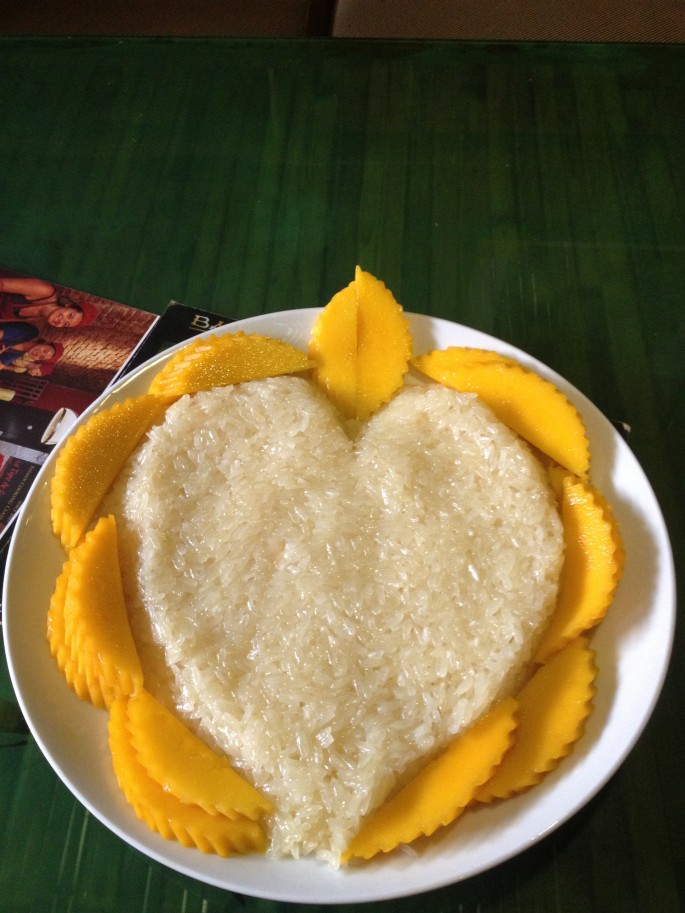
[108,374,563,863]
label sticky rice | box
[107,376,563,864]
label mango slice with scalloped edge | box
[309,266,412,421]
[51,393,171,550]
[475,636,596,802]
[411,347,590,479]
[587,485,626,579]
[342,696,518,862]
[534,472,624,664]
[309,279,357,417]
[147,331,315,397]
[108,698,266,856]
[47,558,106,708]
[125,688,273,822]
[431,347,521,369]
[59,514,143,709]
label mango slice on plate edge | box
[47,559,106,708]
[309,266,412,421]
[475,636,597,802]
[534,470,625,664]
[47,514,142,709]
[110,689,272,854]
[109,698,267,857]
[50,394,171,550]
[147,332,315,397]
[125,688,273,822]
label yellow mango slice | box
[47,559,76,675]
[51,394,171,549]
[309,279,358,417]
[476,636,596,802]
[535,473,624,663]
[355,268,413,419]
[342,696,518,862]
[310,266,412,420]
[47,559,106,707]
[109,699,266,856]
[590,486,626,578]
[546,462,569,499]
[126,689,272,822]
[431,347,521,369]
[547,463,625,574]
[62,515,143,708]
[411,347,590,478]
[147,332,314,397]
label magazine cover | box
[0,267,157,543]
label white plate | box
[3,310,676,904]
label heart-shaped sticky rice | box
[108,375,563,864]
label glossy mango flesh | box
[534,471,625,663]
[48,515,142,709]
[476,636,597,802]
[147,332,315,397]
[51,394,171,549]
[126,689,273,822]
[310,266,412,420]
[109,698,267,856]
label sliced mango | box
[109,698,266,856]
[476,636,596,802]
[411,347,590,478]
[61,515,143,708]
[546,462,570,499]
[147,332,314,397]
[430,347,521,370]
[125,689,272,822]
[310,266,412,421]
[355,268,413,419]
[51,394,171,549]
[47,559,106,707]
[535,473,624,663]
[342,696,518,862]
[47,559,75,672]
[590,486,626,578]
[309,279,358,417]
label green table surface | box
[1,36,683,913]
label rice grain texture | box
[110,376,563,864]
